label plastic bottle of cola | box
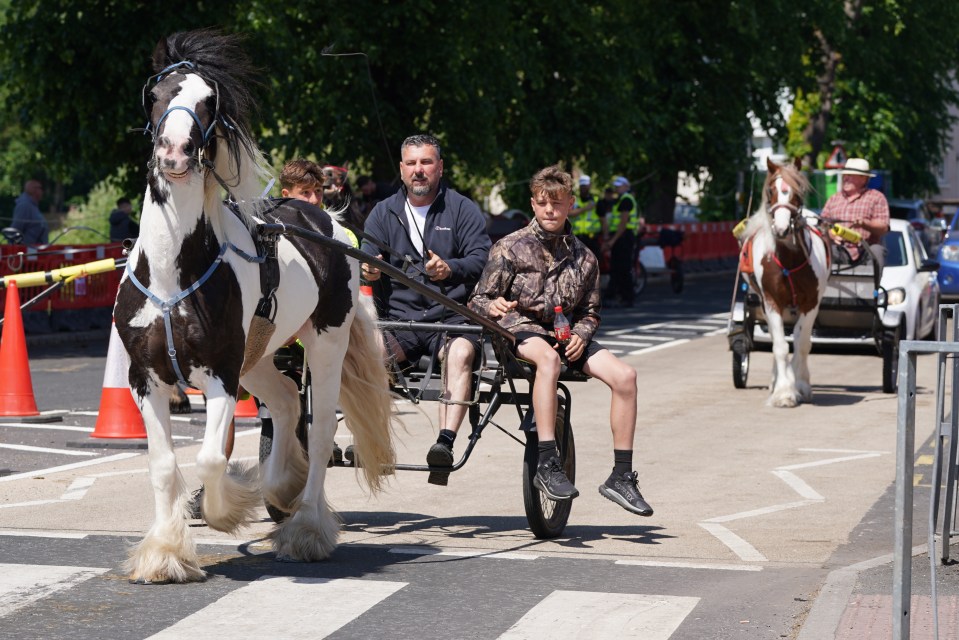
[553,306,571,344]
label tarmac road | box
[0,274,952,639]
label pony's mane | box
[155,29,273,229]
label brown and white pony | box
[742,158,830,407]
[114,29,394,583]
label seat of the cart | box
[377,318,585,539]
[813,248,883,339]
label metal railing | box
[894,304,959,639]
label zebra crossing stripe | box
[147,576,407,639]
[0,563,107,618]
[497,590,699,639]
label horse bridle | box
[140,61,235,164]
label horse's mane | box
[743,161,811,243]
[154,29,273,229]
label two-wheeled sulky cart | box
[255,221,585,538]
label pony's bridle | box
[140,60,231,163]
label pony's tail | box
[339,293,395,492]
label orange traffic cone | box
[91,321,147,439]
[235,394,258,418]
[0,282,39,417]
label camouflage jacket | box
[468,219,601,342]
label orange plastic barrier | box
[0,243,125,312]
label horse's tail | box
[339,293,395,492]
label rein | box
[125,242,265,386]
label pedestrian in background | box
[602,176,639,307]
[109,197,139,242]
[11,179,48,244]
[570,174,601,258]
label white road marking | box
[0,443,97,457]
[0,500,61,510]
[60,477,96,500]
[0,563,107,618]
[630,339,690,355]
[0,530,88,539]
[701,450,887,561]
[147,576,406,639]
[698,523,767,562]
[0,424,93,433]
[0,453,140,483]
[704,500,819,524]
[498,590,699,640]
[615,559,762,572]
[772,471,824,500]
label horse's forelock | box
[154,29,260,138]
[765,162,809,204]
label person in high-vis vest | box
[569,174,601,258]
[602,176,639,307]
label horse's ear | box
[766,157,778,173]
[793,157,802,171]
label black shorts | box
[512,330,606,372]
[389,328,482,367]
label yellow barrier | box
[0,258,118,289]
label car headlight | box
[940,244,959,262]
[885,287,906,306]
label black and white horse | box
[114,29,394,583]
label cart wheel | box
[523,405,575,539]
[669,258,684,293]
[732,338,750,389]
[634,260,648,296]
[881,322,902,394]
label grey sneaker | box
[599,471,653,516]
[533,457,579,500]
[186,487,203,519]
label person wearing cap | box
[569,174,601,258]
[821,157,890,275]
[602,175,640,307]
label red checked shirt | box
[821,188,890,259]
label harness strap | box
[126,242,264,386]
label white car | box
[877,218,940,341]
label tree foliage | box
[0,0,955,222]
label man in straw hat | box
[821,157,890,274]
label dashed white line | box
[0,453,141,483]
[0,443,97,457]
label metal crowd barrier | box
[894,303,959,639]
